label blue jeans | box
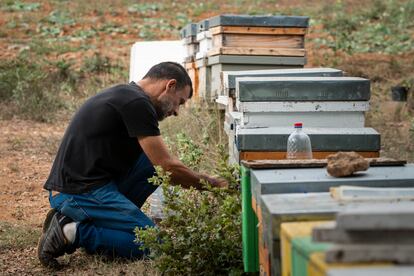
[49,153,158,258]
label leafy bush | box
[315,0,414,54]
[0,51,124,121]
[135,136,243,275]
[0,57,65,121]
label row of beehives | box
[220,67,380,164]
[180,14,309,101]
[244,162,414,276]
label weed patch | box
[314,0,414,54]
[0,57,65,121]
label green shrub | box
[0,57,65,121]
[135,138,243,275]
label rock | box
[326,151,369,177]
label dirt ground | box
[0,118,156,274]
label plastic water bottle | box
[148,186,165,221]
[286,122,313,159]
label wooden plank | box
[326,244,414,264]
[208,54,306,65]
[236,111,366,128]
[251,195,257,215]
[309,252,392,276]
[185,62,199,99]
[208,15,309,28]
[326,266,414,276]
[336,202,414,230]
[239,151,380,161]
[236,101,370,112]
[241,158,406,169]
[209,25,308,35]
[212,33,304,49]
[208,47,305,57]
[259,244,271,276]
[313,221,414,244]
[330,185,414,202]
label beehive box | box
[184,61,199,100]
[181,23,199,62]
[195,19,212,60]
[236,127,381,152]
[260,194,385,275]
[260,193,341,276]
[207,14,309,57]
[209,55,305,102]
[222,68,343,97]
[308,252,392,276]
[195,58,211,100]
[235,77,370,102]
[251,164,414,201]
[280,221,332,276]
[259,183,414,276]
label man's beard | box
[153,99,172,121]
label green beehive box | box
[292,236,331,276]
[241,165,259,272]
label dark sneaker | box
[38,211,75,268]
[42,209,57,233]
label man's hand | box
[205,176,229,189]
[138,135,228,191]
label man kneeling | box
[38,62,226,268]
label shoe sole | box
[38,213,62,269]
[42,209,57,233]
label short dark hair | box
[143,61,193,98]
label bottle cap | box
[294,122,302,128]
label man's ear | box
[166,79,177,91]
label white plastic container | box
[286,122,313,159]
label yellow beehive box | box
[308,252,391,276]
[280,221,332,276]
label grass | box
[0,221,158,275]
[0,56,65,122]
[0,222,40,250]
[313,0,414,54]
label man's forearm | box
[163,158,214,190]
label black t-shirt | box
[44,82,160,194]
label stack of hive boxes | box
[185,14,309,102]
[275,197,414,276]
[181,23,199,99]
[223,68,380,163]
[312,202,414,269]
[242,165,414,275]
